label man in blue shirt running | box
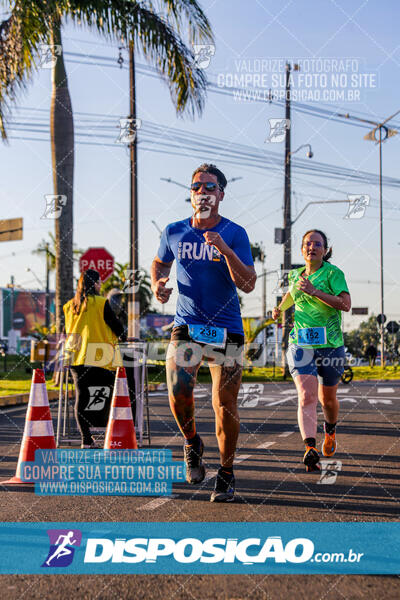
[151,163,256,502]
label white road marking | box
[337,387,350,393]
[278,431,293,437]
[235,454,251,463]
[137,495,178,511]
[263,397,296,406]
[280,389,296,394]
[339,398,358,403]
[137,470,218,511]
[377,387,395,394]
[368,399,392,405]
[257,441,276,450]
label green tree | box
[343,315,399,359]
[0,0,213,332]
[250,242,265,264]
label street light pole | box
[128,40,139,339]
[338,108,399,367]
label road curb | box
[0,383,167,407]
[0,390,60,408]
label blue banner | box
[0,522,399,574]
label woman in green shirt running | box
[272,230,351,472]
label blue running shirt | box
[157,216,253,335]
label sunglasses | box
[190,181,219,192]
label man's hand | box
[152,276,173,304]
[203,231,231,256]
[297,274,317,296]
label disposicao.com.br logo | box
[42,529,82,567]
[83,536,363,566]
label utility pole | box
[10,275,15,324]
[261,262,266,319]
[281,62,294,378]
[261,258,267,367]
[128,40,140,339]
[378,126,384,366]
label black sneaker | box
[303,446,321,472]
[183,438,205,484]
[210,469,235,502]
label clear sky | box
[1,0,399,331]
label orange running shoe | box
[303,446,320,472]
[322,431,337,457]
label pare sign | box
[79,248,114,282]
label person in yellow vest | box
[63,269,125,448]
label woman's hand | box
[297,274,317,296]
[272,307,281,320]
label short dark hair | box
[191,163,228,191]
[301,229,332,261]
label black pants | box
[70,366,115,443]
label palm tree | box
[242,317,274,370]
[0,0,213,332]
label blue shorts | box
[286,345,346,387]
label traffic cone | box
[2,369,56,485]
[104,367,137,449]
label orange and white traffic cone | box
[104,367,137,449]
[2,369,56,485]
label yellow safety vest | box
[63,295,121,370]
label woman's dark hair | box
[301,229,332,261]
[191,163,228,191]
[72,269,100,315]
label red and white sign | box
[79,247,114,282]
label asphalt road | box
[1,380,399,598]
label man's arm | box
[151,257,174,304]
[203,231,256,293]
[223,249,257,293]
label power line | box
[61,49,400,130]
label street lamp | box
[338,109,399,366]
[151,220,162,238]
[286,143,313,164]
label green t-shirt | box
[288,261,349,348]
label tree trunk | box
[50,18,74,333]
